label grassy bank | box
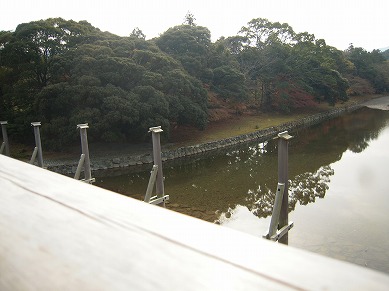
[170,94,380,147]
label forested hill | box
[1,17,388,149]
[382,49,389,60]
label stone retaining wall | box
[47,103,364,175]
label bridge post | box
[277,131,293,245]
[31,122,44,168]
[1,121,10,156]
[77,124,94,184]
[149,126,165,207]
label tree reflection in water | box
[289,165,334,206]
[98,107,389,224]
[219,107,389,221]
[243,165,334,219]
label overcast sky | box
[1,0,388,51]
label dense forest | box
[1,15,388,149]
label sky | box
[1,0,388,51]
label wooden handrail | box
[0,155,388,290]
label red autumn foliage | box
[272,82,317,112]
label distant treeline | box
[0,16,388,149]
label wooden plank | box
[0,155,389,290]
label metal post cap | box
[31,122,41,127]
[149,126,163,133]
[0,121,8,125]
[278,131,293,140]
[77,123,89,129]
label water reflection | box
[96,108,389,257]
[290,165,334,206]
[97,107,389,222]
[216,107,389,219]
[245,164,335,221]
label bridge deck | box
[1,155,388,290]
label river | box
[96,101,389,274]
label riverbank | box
[44,94,384,175]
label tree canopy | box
[0,18,208,148]
[1,17,388,149]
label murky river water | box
[96,105,389,274]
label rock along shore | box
[46,102,365,175]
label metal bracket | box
[74,154,86,180]
[264,182,294,242]
[81,178,96,184]
[269,222,294,241]
[0,121,10,156]
[145,165,158,202]
[29,147,38,164]
[0,142,5,154]
[149,195,170,205]
[144,164,168,207]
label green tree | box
[239,18,295,48]
[1,18,98,88]
[235,18,297,108]
[345,45,389,93]
[183,11,196,26]
[287,38,350,105]
[382,49,389,60]
[233,18,351,108]
[156,24,212,81]
[130,27,146,40]
[212,65,247,101]
[0,18,210,148]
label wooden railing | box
[1,155,389,290]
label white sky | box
[0,0,388,51]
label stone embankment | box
[47,103,364,175]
